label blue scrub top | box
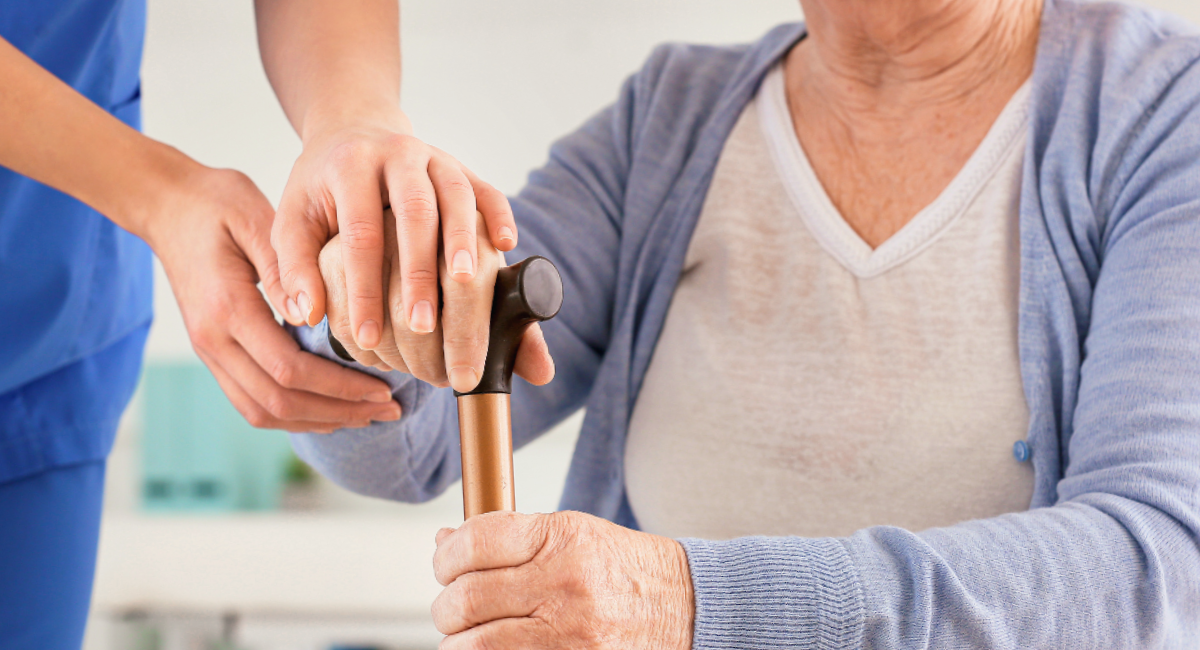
[0,0,153,482]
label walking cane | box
[329,255,563,519]
[455,256,562,518]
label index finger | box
[433,511,545,586]
[230,289,395,404]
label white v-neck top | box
[624,65,1035,540]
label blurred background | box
[84,1,1200,649]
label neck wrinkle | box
[792,0,1043,118]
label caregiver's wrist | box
[299,102,413,146]
[115,139,206,248]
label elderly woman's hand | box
[431,511,694,649]
[317,210,554,391]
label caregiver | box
[295,0,1200,647]
[0,1,512,647]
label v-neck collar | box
[757,63,1032,278]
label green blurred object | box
[284,452,317,485]
[141,362,293,512]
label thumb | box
[238,211,293,324]
[513,322,554,386]
[272,193,330,327]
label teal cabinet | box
[141,363,293,512]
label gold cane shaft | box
[457,393,516,518]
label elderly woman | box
[289,0,1200,646]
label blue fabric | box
[0,0,153,481]
[291,0,1200,646]
[0,460,108,650]
[0,322,149,482]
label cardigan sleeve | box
[286,72,639,503]
[679,23,1200,650]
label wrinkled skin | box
[430,511,695,650]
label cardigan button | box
[1012,440,1032,463]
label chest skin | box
[782,34,1037,248]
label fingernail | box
[451,249,474,277]
[297,292,313,322]
[284,297,303,324]
[497,226,514,243]
[357,320,381,349]
[448,366,479,393]
[410,300,435,334]
[436,527,456,545]
[364,391,393,403]
[374,403,402,421]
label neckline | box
[756,63,1032,278]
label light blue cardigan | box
[291,1,1200,646]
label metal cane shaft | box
[452,255,562,521]
[457,393,516,518]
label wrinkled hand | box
[431,511,694,650]
[145,166,401,433]
[318,210,554,390]
[272,117,518,362]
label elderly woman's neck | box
[793,0,1043,113]
[783,0,1043,248]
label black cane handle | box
[455,256,562,396]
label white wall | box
[132,0,802,520]
[140,0,1200,360]
[141,0,802,360]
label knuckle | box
[189,327,218,354]
[457,531,484,568]
[243,407,271,429]
[403,267,439,288]
[340,221,384,252]
[442,332,488,360]
[431,607,454,636]
[261,391,295,420]
[444,224,475,246]
[269,357,297,389]
[471,178,498,197]
[328,140,372,169]
[330,317,355,345]
[384,132,425,154]
[349,288,383,304]
[455,578,483,622]
[276,261,303,286]
[436,177,474,199]
[202,294,234,322]
[408,357,449,387]
[396,194,438,222]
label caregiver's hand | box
[318,210,554,391]
[271,116,519,357]
[145,165,401,433]
[431,511,694,650]
[0,34,398,434]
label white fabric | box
[624,64,1034,540]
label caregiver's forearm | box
[0,36,196,242]
[254,0,410,143]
